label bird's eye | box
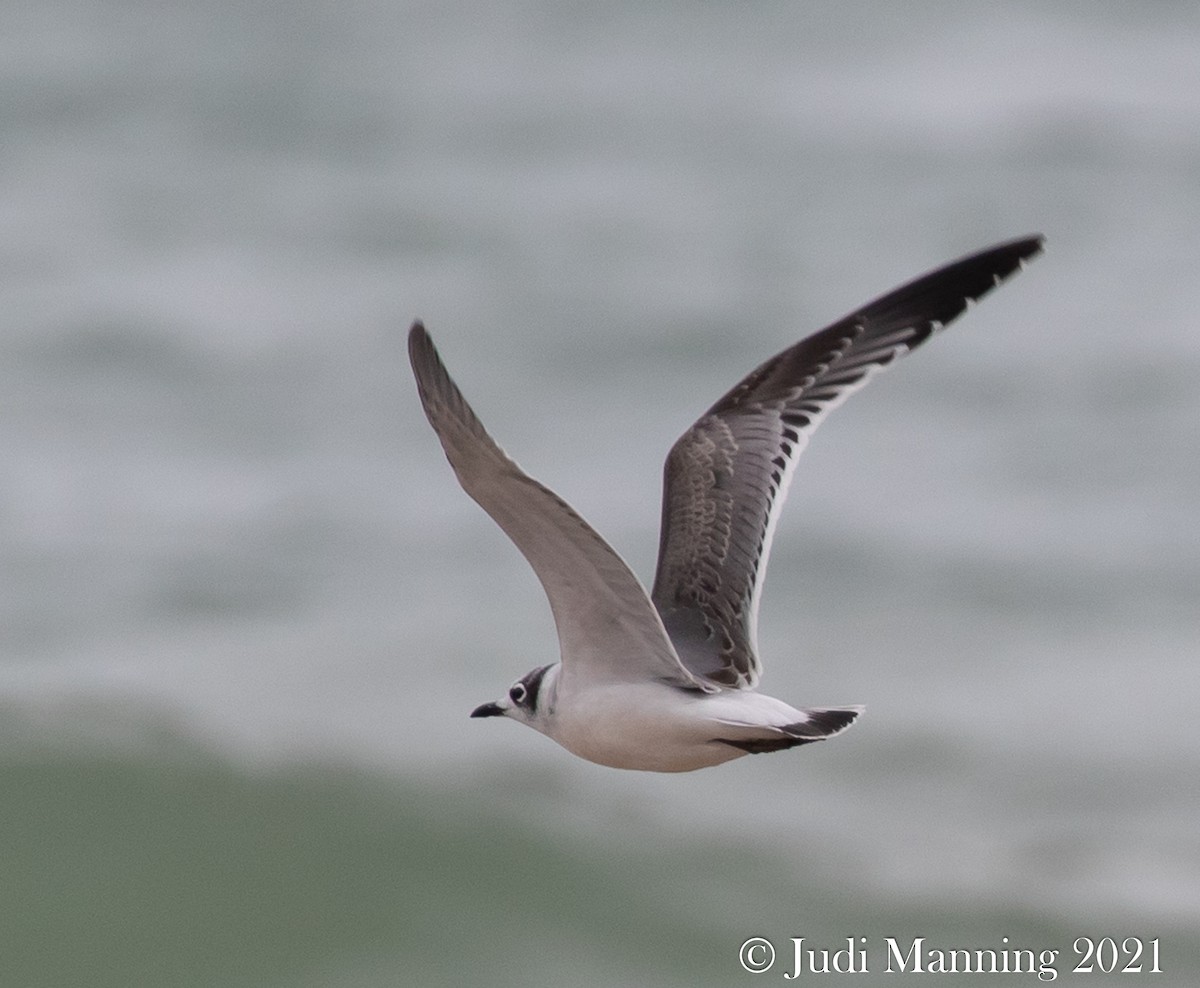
[508,683,527,705]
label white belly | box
[547,682,802,773]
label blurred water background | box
[3,1,1198,985]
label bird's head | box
[471,663,556,729]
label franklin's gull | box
[409,235,1043,771]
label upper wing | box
[651,235,1045,689]
[408,323,712,693]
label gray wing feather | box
[651,235,1045,689]
[408,323,712,692]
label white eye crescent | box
[508,683,527,705]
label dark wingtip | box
[978,233,1045,284]
[1001,233,1046,267]
[1010,232,1046,252]
[851,233,1045,337]
[958,232,1046,285]
[407,319,440,381]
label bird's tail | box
[784,704,864,739]
[717,705,863,754]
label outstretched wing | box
[409,323,712,693]
[651,235,1045,689]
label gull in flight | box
[409,236,1043,772]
